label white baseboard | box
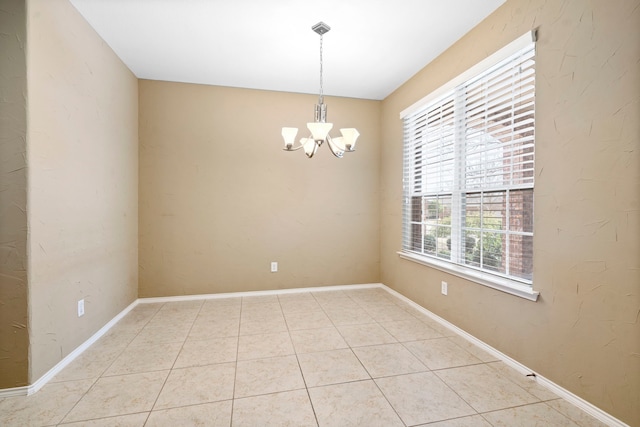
[379,284,628,427]
[0,385,29,398]
[0,299,139,399]
[137,283,382,304]
[0,282,628,427]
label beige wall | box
[0,0,29,388]
[380,0,640,424]
[27,0,138,381]
[139,81,380,297]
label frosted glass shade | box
[301,138,318,158]
[307,122,333,141]
[340,128,359,150]
[282,127,298,149]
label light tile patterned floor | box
[0,287,608,426]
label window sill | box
[397,251,539,302]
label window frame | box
[398,31,539,302]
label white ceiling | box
[68,0,505,100]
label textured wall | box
[0,0,29,388]
[139,81,380,297]
[27,0,138,381]
[380,0,639,424]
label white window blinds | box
[464,47,535,191]
[402,32,536,286]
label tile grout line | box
[368,377,409,427]
[315,290,409,426]
[145,300,203,424]
[142,305,177,425]
[53,376,101,426]
[55,303,165,426]
[431,362,543,421]
[478,399,584,425]
[228,296,247,427]
[285,292,321,427]
[324,290,490,427]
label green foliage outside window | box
[465,212,502,271]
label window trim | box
[399,30,539,302]
[398,251,539,301]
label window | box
[400,32,537,299]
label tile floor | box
[0,287,609,426]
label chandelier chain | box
[319,33,324,104]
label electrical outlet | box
[441,281,448,296]
[270,261,278,272]
[77,299,85,317]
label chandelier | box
[281,22,359,158]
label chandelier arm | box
[283,135,314,151]
[282,144,305,152]
[325,135,345,158]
